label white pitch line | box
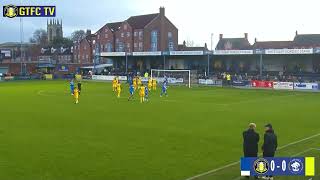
[184,133,320,180]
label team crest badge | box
[253,158,269,174]
[288,159,303,174]
[3,5,18,18]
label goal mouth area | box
[150,69,191,88]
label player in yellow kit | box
[73,87,79,104]
[112,78,118,92]
[152,78,157,90]
[133,77,138,90]
[139,84,145,103]
[148,78,152,91]
[137,77,142,86]
[116,81,122,98]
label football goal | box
[150,69,191,88]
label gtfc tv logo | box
[3,5,56,18]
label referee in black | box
[243,123,259,179]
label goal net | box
[150,69,191,88]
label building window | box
[97,34,100,39]
[121,33,124,38]
[168,42,174,51]
[151,30,158,51]
[134,43,137,48]
[105,34,108,38]
[106,43,112,52]
[139,31,143,40]
[117,42,124,52]
[127,32,130,37]
[105,28,108,33]
[139,42,143,51]
[168,32,174,51]
[134,32,138,37]
[84,45,87,50]
[124,24,127,30]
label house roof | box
[105,22,122,32]
[178,44,208,51]
[216,38,251,50]
[252,41,293,49]
[126,13,159,29]
[294,34,320,47]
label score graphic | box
[241,157,315,176]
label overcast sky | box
[0,0,319,48]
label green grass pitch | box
[0,80,319,180]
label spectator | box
[243,123,260,157]
[262,123,278,180]
[243,123,259,179]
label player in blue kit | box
[145,85,149,102]
[160,81,168,97]
[128,84,135,101]
[70,79,75,95]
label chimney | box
[183,40,186,47]
[204,43,207,49]
[219,34,223,40]
[255,38,257,43]
[160,7,165,17]
[86,29,91,36]
[244,33,248,40]
[296,30,298,36]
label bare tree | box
[29,29,48,46]
[71,30,86,42]
[185,39,195,47]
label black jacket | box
[262,129,278,154]
[243,129,260,157]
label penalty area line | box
[184,132,320,180]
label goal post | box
[150,69,191,88]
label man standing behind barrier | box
[226,73,231,86]
[243,123,259,179]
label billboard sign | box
[251,80,273,88]
[273,82,294,90]
[0,49,11,57]
[133,51,162,56]
[294,82,318,90]
[214,50,254,55]
[170,51,204,56]
[100,52,126,57]
[265,49,313,54]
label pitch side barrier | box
[0,74,81,81]
[251,80,319,91]
[91,75,186,86]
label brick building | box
[73,30,96,64]
[74,7,178,64]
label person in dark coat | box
[262,123,277,180]
[243,123,259,179]
[262,123,278,157]
[243,123,260,157]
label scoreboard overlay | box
[241,157,315,176]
